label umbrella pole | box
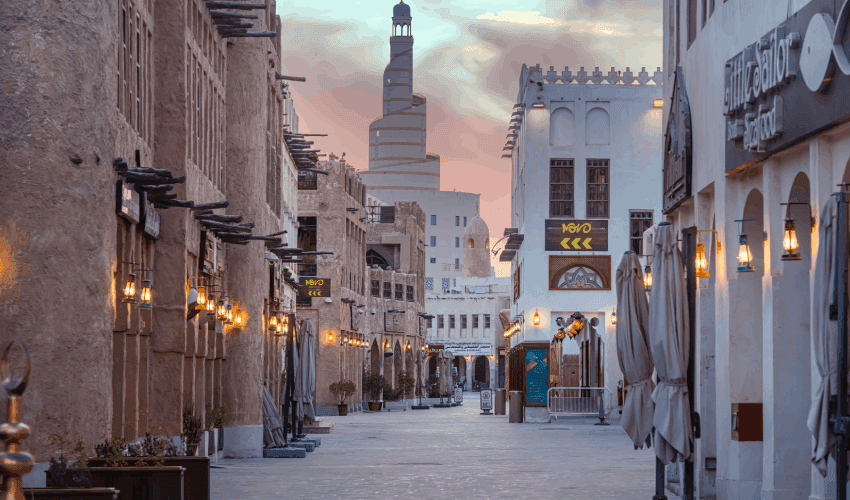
[654,454,667,500]
[834,193,850,500]
[682,226,698,500]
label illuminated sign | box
[545,220,608,252]
[298,277,331,297]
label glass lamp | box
[140,280,152,308]
[205,294,215,312]
[695,239,709,278]
[122,273,137,303]
[644,265,652,292]
[737,233,755,272]
[197,284,206,308]
[781,216,801,261]
[532,310,541,326]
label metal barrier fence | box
[547,387,609,417]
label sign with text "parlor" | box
[545,220,608,252]
[724,0,850,172]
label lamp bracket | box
[780,202,816,227]
[696,229,722,253]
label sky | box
[276,0,663,240]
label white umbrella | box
[262,384,287,448]
[616,251,655,450]
[648,222,692,464]
[296,319,316,421]
[808,197,840,476]
[439,350,453,396]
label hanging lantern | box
[532,309,541,326]
[384,339,393,357]
[197,284,206,307]
[140,280,152,308]
[406,341,412,351]
[122,273,137,303]
[644,265,652,292]
[217,301,227,320]
[328,332,334,343]
[225,304,234,324]
[695,239,709,278]
[276,322,283,334]
[205,294,215,312]
[611,311,618,325]
[781,216,801,261]
[737,233,755,272]
[270,315,278,327]
[554,328,566,341]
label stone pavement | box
[211,393,661,499]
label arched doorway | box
[473,356,489,390]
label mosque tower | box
[463,216,492,278]
[362,1,441,191]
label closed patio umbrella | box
[295,319,316,421]
[290,321,302,421]
[262,384,286,448]
[808,197,840,476]
[616,251,655,449]
[648,222,692,464]
[439,350,453,396]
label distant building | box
[424,216,510,391]
[505,63,664,422]
[360,1,481,287]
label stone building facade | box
[296,157,368,411]
[1,0,301,481]
[659,0,850,498]
[365,201,427,398]
[504,62,663,422]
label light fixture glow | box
[737,234,754,272]
[782,217,801,261]
[270,315,278,327]
[653,98,664,108]
[611,311,618,325]
[206,294,215,312]
[644,265,652,292]
[532,102,545,108]
[532,310,541,326]
[122,273,137,303]
[695,240,709,278]
[197,285,206,306]
[140,280,152,308]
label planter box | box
[384,400,408,411]
[24,488,119,500]
[62,466,184,500]
[88,457,209,500]
[367,401,382,412]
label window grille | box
[587,160,610,218]
[406,285,414,302]
[550,159,574,218]
[395,283,404,301]
[484,314,491,329]
[449,315,455,329]
[425,278,434,290]
[371,279,380,297]
[461,315,467,329]
[383,282,392,298]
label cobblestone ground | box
[211,393,659,499]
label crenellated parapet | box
[527,65,663,86]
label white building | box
[424,216,510,391]
[505,63,664,422]
[360,1,481,287]
[659,1,850,498]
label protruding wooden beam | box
[191,201,229,210]
[205,1,267,10]
[223,31,276,38]
[283,133,329,137]
[210,11,259,19]
[195,214,244,223]
[275,73,307,82]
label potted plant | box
[329,379,356,416]
[363,371,385,412]
[181,405,204,457]
[205,403,229,455]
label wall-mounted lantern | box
[695,230,721,278]
[122,272,137,303]
[532,309,541,326]
[384,339,393,357]
[328,332,335,343]
[611,311,618,325]
[779,202,814,261]
[644,265,653,292]
[566,312,585,340]
[734,219,758,272]
[653,99,664,108]
[406,341,412,351]
[140,280,152,309]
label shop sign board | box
[298,277,331,297]
[427,344,444,356]
[142,204,161,239]
[481,389,493,410]
[544,220,608,251]
[443,343,491,356]
[116,180,140,224]
[724,0,850,172]
[384,311,405,333]
[524,348,548,406]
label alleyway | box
[211,393,659,499]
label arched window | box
[467,238,474,248]
[586,107,610,145]
[550,108,575,147]
[366,249,390,269]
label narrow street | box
[211,393,657,499]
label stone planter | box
[24,488,119,500]
[367,401,382,412]
[61,466,185,500]
[88,457,209,500]
[337,404,349,416]
[384,400,407,411]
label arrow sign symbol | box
[572,238,581,250]
[561,238,571,249]
[583,238,592,249]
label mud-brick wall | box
[0,0,132,461]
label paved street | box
[211,393,659,499]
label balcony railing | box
[298,173,317,190]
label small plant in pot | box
[182,405,204,456]
[329,379,356,416]
[363,371,385,412]
[45,416,92,488]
